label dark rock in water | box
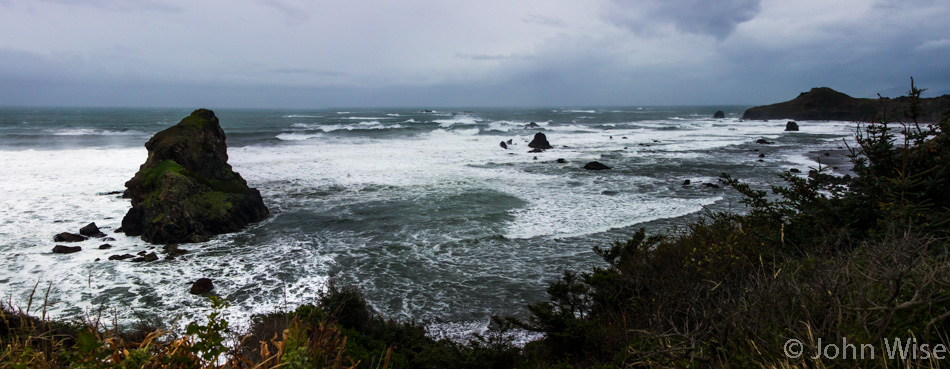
[556,158,567,163]
[121,189,131,199]
[823,152,830,156]
[755,139,773,144]
[190,278,214,294]
[499,141,508,149]
[99,244,112,250]
[583,161,611,170]
[54,232,87,242]
[524,122,540,129]
[137,251,148,256]
[109,254,135,261]
[79,222,106,238]
[682,180,691,185]
[528,132,553,150]
[785,121,800,131]
[529,147,545,153]
[789,168,801,173]
[131,252,158,262]
[163,244,189,257]
[533,156,538,160]
[52,245,81,254]
[121,109,269,244]
[758,153,765,158]
[421,109,434,113]
[713,110,725,118]
[507,139,513,145]
[98,190,124,196]
[704,183,721,189]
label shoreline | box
[808,148,855,176]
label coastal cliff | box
[742,87,950,122]
[121,109,269,244]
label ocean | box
[0,106,858,339]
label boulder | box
[789,168,801,173]
[190,278,214,295]
[556,158,567,163]
[713,110,725,118]
[528,132,553,150]
[524,122,540,129]
[54,232,87,242]
[583,161,611,170]
[52,245,82,254]
[79,222,106,238]
[98,244,112,249]
[131,252,158,262]
[682,180,691,185]
[785,121,800,131]
[704,183,721,189]
[109,254,136,261]
[120,109,269,244]
[499,141,508,149]
[755,139,774,144]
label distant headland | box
[742,87,950,122]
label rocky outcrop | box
[54,233,86,242]
[755,139,773,144]
[79,222,106,238]
[52,245,82,254]
[524,122,540,129]
[528,132,553,150]
[190,278,214,294]
[121,109,269,244]
[785,121,800,131]
[583,161,611,170]
[499,141,508,149]
[742,87,950,122]
[713,110,725,118]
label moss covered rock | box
[121,109,269,244]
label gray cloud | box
[604,0,761,39]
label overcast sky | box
[1,0,948,108]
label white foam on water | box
[434,115,481,127]
[276,132,323,141]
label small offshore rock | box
[528,132,553,150]
[52,245,82,254]
[499,141,508,149]
[785,121,800,131]
[758,153,765,158]
[704,183,721,189]
[556,158,567,163]
[682,180,691,185]
[755,139,774,144]
[190,278,214,295]
[583,161,611,170]
[98,244,112,249]
[507,139,513,145]
[524,122,540,129]
[109,254,135,261]
[54,232,87,242]
[131,252,158,262]
[713,110,726,118]
[789,168,801,173]
[79,222,107,238]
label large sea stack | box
[121,109,269,244]
[742,87,950,122]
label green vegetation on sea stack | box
[3,81,950,368]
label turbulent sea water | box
[0,106,858,339]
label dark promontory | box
[121,109,269,244]
[742,87,950,122]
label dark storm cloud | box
[603,0,761,39]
